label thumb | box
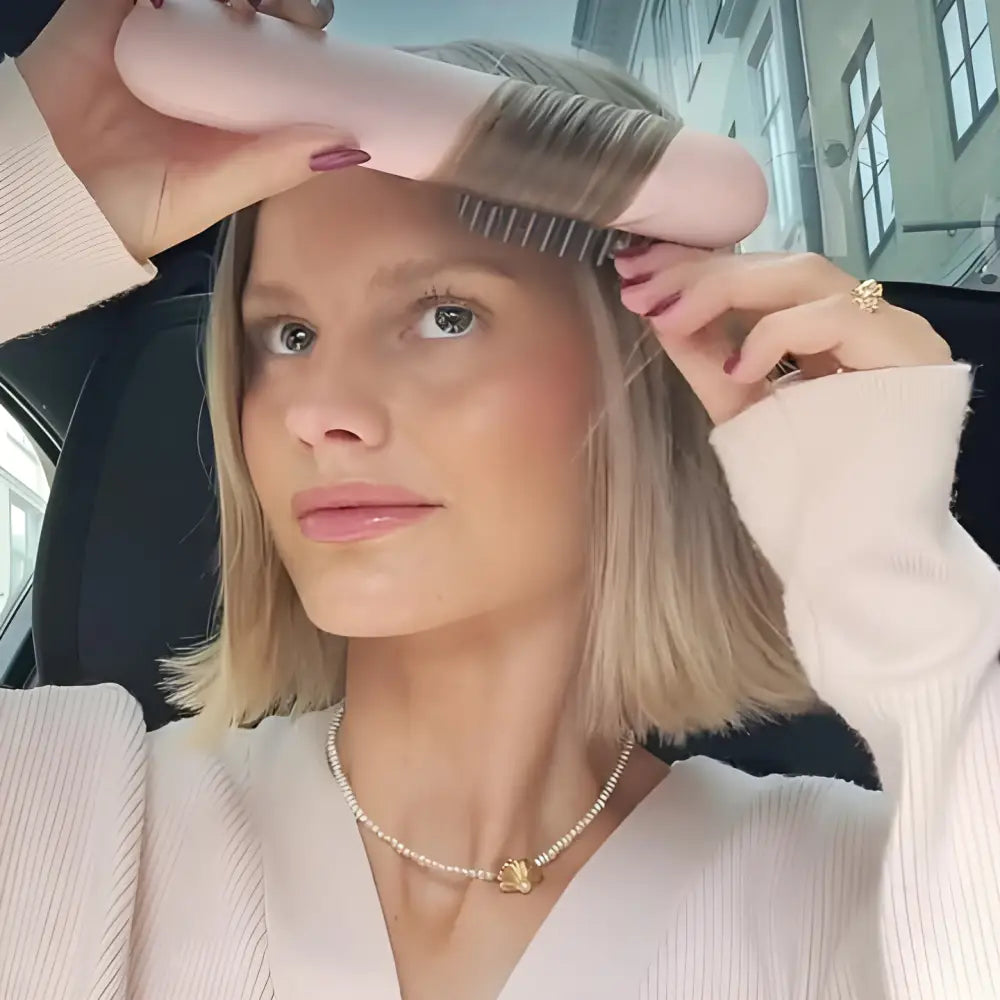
[162,126,364,249]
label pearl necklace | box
[325,702,636,894]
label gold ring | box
[851,278,883,314]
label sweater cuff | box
[708,363,975,583]
[710,362,1000,704]
[0,57,158,339]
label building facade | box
[574,0,1000,290]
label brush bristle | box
[456,193,652,266]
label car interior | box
[1,1,998,791]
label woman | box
[1,0,998,998]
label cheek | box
[491,362,591,471]
[513,326,594,456]
[436,326,596,535]
[239,387,285,517]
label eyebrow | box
[242,257,517,311]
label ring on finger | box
[850,278,883,314]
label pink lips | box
[291,483,441,543]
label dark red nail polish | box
[619,273,653,289]
[723,349,742,375]
[151,0,164,8]
[613,244,651,260]
[309,148,371,171]
[643,292,682,318]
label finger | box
[727,298,846,384]
[731,296,951,384]
[159,123,358,250]
[220,0,260,17]
[654,314,769,426]
[622,252,855,343]
[615,243,712,278]
[616,243,714,322]
[617,247,765,425]
[614,241,712,285]
[255,0,335,28]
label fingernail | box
[309,148,371,171]
[619,273,653,289]
[613,244,651,260]
[643,292,682,318]
[249,0,263,7]
[723,349,742,375]
[151,0,164,8]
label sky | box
[331,0,581,52]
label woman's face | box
[240,168,598,637]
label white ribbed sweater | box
[2,56,1000,999]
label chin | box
[294,578,451,639]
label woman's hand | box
[615,244,954,426]
[14,0,354,262]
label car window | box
[616,0,999,289]
[0,403,51,626]
[338,0,1000,292]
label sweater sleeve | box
[0,683,148,1000]
[708,362,1000,998]
[0,57,158,340]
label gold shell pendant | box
[498,858,543,894]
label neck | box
[336,587,623,879]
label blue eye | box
[262,321,316,355]
[416,302,478,340]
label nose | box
[284,364,391,451]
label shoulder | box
[143,708,269,843]
[0,683,148,999]
[659,755,889,917]
[674,754,889,853]
[0,681,147,812]
[144,704,315,804]
[645,757,890,978]
[675,755,889,949]
[122,705,312,992]
[141,705,325,852]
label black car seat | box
[30,257,1000,783]
[32,253,220,733]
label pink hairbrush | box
[114,0,769,264]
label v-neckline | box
[251,706,757,999]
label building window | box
[673,0,703,94]
[935,0,998,145]
[629,0,674,103]
[651,0,671,97]
[844,26,895,259]
[752,16,799,239]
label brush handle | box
[114,0,768,247]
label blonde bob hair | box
[161,39,818,751]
